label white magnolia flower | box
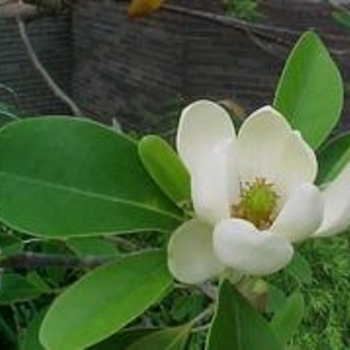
[168,100,350,284]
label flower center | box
[231,178,278,229]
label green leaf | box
[332,9,350,31]
[89,328,158,350]
[317,131,350,184]
[285,252,313,285]
[139,135,190,209]
[274,31,343,149]
[266,285,287,314]
[0,233,23,256]
[40,250,173,350]
[171,292,205,322]
[127,325,190,350]
[66,237,118,257]
[0,117,182,238]
[206,280,282,350]
[270,292,305,345]
[26,271,52,293]
[0,313,17,347]
[20,309,46,350]
[0,274,46,304]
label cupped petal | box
[168,219,225,284]
[191,139,240,224]
[274,131,317,198]
[315,164,350,237]
[176,100,236,173]
[237,106,317,202]
[237,106,292,183]
[271,183,323,242]
[213,218,294,276]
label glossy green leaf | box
[317,131,350,184]
[0,117,182,238]
[274,31,343,149]
[40,250,172,350]
[270,292,305,345]
[128,325,190,350]
[206,280,282,350]
[139,135,190,209]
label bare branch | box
[16,0,83,116]
[162,4,300,42]
[162,4,350,61]
[0,252,113,269]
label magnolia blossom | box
[168,100,350,284]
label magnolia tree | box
[0,31,348,349]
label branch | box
[16,4,83,116]
[0,252,113,269]
[162,4,350,61]
[162,4,299,43]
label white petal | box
[275,131,317,198]
[237,106,292,183]
[191,139,239,224]
[315,164,350,237]
[271,183,323,242]
[213,218,294,275]
[237,106,317,201]
[176,100,236,173]
[168,219,225,284]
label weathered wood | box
[0,2,38,19]
[72,0,350,131]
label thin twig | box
[191,323,211,333]
[0,82,22,109]
[105,236,138,251]
[162,4,349,60]
[189,304,215,327]
[161,4,295,61]
[162,4,299,42]
[197,282,217,300]
[16,0,82,116]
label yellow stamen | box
[231,178,278,229]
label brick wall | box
[0,15,71,115]
[72,0,350,133]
